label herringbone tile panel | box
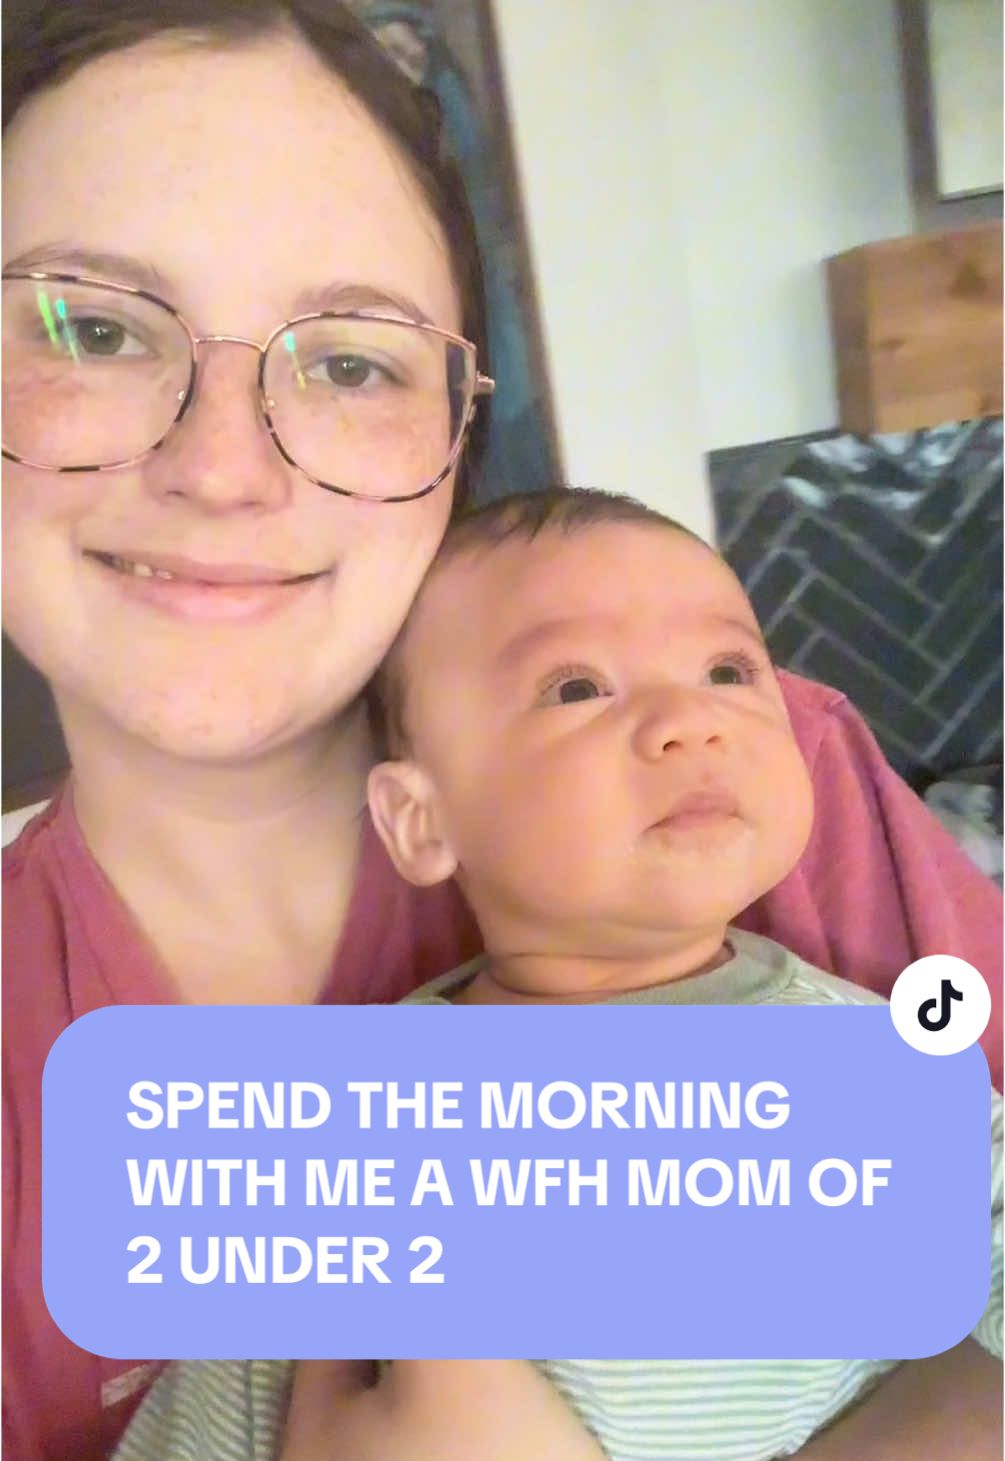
[710,420,1003,787]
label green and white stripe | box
[114,1360,293,1461]
[538,1357,897,1460]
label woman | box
[2,3,1000,1459]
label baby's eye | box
[706,652,762,687]
[537,668,613,707]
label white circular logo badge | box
[889,955,991,1056]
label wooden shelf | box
[826,222,1002,434]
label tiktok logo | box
[890,956,991,1056]
[917,979,964,1033]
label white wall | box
[651,0,915,449]
[493,0,916,523]
[2,802,48,846]
[492,1,713,538]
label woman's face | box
[2,31,460,762]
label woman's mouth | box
[85,550,329,622]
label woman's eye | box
[707,653,761,687]
[71,316,147,358]
[307,354,388,389]
[538,671,612,707]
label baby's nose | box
[632,686,726,760]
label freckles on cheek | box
[4,361,99,460]
[372,408,452,487]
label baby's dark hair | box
[369,486,701,758]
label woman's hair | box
[2,0,490,505]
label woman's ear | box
[367,761,459,888]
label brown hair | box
[2,0,490,504]
[370,485,701,755]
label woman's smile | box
[83,547,332,623]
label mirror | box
[925,0,1003,197]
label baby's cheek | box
[776,741,816,847]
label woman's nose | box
[140,345,293,514]
[632,686,726,761]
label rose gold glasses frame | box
[1,270,495,503]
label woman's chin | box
[54,678,344,769]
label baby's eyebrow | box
[495,611,766,672]
[709,614,768,649]
[493,615,609,673]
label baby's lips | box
[650,786,740,828]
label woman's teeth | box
[94,552,320,585]
[109,556,178,580]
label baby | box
[365,487,1001,1458]
[116,488,1001,1461]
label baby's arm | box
[114,1357,607,1460]
[279,1359,608,1461]
[789,1337,1002,1459]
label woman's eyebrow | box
[3,244,169,293]
[3,249,434,326]
[289,281,433,323]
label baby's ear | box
[367,761,458,888]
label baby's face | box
[395,523,814,954]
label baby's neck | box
[454,932,732,1006]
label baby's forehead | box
[406,521,754,658]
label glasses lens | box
[263,315,474,500]
[2,278,192,468]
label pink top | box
[3,670,1001,1458]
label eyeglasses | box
[1,271,494,503]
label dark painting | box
[354,0,560,497]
